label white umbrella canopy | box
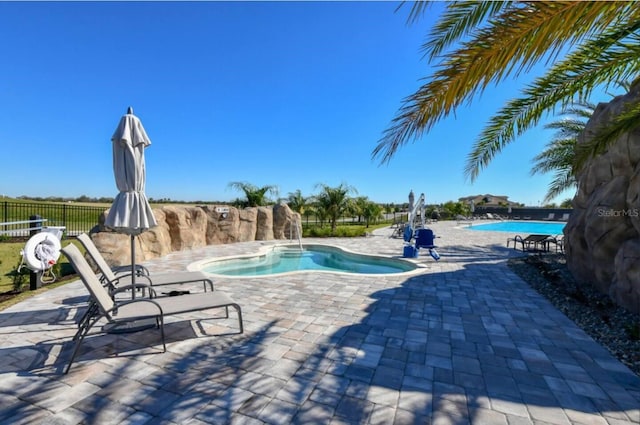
[105,107,157,234]
[105,107,157,300]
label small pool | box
[466,221,565,234]
[191,244,418,277]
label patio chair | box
[542,213,556,220]
[61,244,243,374]
[560,213,570,221]
[547,235,565,253]
[511,234,551,252]
[76,233,214,293]
[414,228,440,261]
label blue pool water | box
[467,221,565,234]
[200,245,416,276]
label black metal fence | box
[1,201,106,237]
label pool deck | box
[1,221,639,424]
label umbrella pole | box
[131,234,136,299]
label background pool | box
[467,221,565,234]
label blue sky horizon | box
[0,2,619,207]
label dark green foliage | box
[303,225,368,238]
[11,257,30,292]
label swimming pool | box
[191,244,418,277]
[466,221,565,234]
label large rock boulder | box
[273,201,301,239]
[91,204,300,267]
[255,207,274,241]
[565,82,640,313]
[162,206,208,251]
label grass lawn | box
[0,238,85,311]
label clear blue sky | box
[0,2,615,206]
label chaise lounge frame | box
[61,244,243,374]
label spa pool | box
[191,244,418,277]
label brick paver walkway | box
[1,221,639,424]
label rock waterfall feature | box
[90,203,301,267]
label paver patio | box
[1,221,639,424]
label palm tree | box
[372,2,640,179]
[313,183,357,235]
[227,182,279,208]
[286,189,307,214]
[531,102,595,203]
[560,198,573,208]
[352,196,371,223]
[362,201,383,228]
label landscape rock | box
[91,204,300,267]
[565,82,640,313]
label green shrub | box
[11,257,30,292]
[303,225,368,238]
[9,255,70,292]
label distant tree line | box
[12,195,116,204]
[9,195,234,205]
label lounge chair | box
[75,233,216,331]
[391,223,406,238]
[455,214,473,225]
[542,213,556,221]
[77,233,149,281]
[61,244,243,374]
[414,228,440,260]
[77,233,214,294]
[560,213,570,221]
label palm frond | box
[575,100,640,169]
[544,169,576,203]
[531,138,576,176]
[559,102,597,116]
[544,119,589,134]
[463,25,640,181]
[374,2,640,166]
[400,1,429,24]
[421,1,510,59]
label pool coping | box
[187,242,428,278]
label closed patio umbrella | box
[105,107,157,299]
